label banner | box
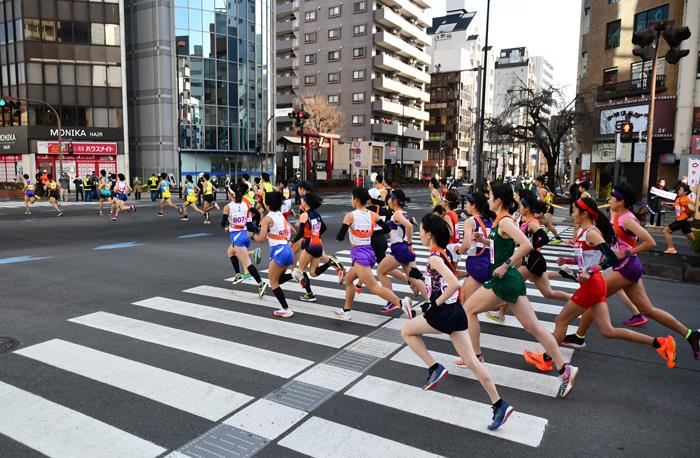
[37,141,117,155]
[650,186,676,201]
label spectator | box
[82,174,93,201]
[133,176,142,200]
[59,173,70,202]
[40,170,49,197]
[73,175,83,201]
[147,173,159,201]
[649,178,668,226]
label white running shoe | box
[273,308,294,318]
[333,308,352,320]
[401,297,414,320]
[291,268,304,284]
[483,311,506,324]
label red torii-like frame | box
[298,130,341,178]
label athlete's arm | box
[221,205,230,229]
[586,228,617,272]
[622,217,656,255]
[528,221,549,250]
[375,216,391,235]
[394,211,413,242]
[443,214,455,238]
[458,218,476,254]
[336,212,354,241]
[253,216,271,242]
[428,255,459,306]
[499,217,533,264]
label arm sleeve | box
[531,228,550,250]
[249,205,260,220]
[220,214,228,228]
[375,218,390,235]
[336,223,349,241]
[320,221,327,235]
[292,222,306,243]
[597,242,617,271]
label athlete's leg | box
[590,301,654,345]
[401,316,439,366]
[464,287,508,355]
[510,296,567,371]
[533,274,571,302]
[354,264,403,306]
[377,255,401,290]
[450,330,500,403]
[553,301,586,344]
[624,280,689,336]
[342,268,359,310]
[663,226,675,251]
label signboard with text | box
[37,141,118,155]
[598,98,676,137]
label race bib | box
[675,205,681,217]
[575,247,584,271]
[489,239,495,264]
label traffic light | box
[663,25,691,64]
[620,121,634,143]
[288,108,311,127]
[0,98,6,108]
[632,27,657,61]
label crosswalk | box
[0,224,584,456]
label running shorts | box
[525,251,547,277]
[270,244,294,267]
[668,219,692,235]
[25,191,35,198]
[204,195,215,203]
[613,255,643,284]
[100,189,111,198]
[302,238,323,258]
[483,267,527,303]
[186,195,196,203]
[162,191,171,199]
[424,300,468,334]
[229,230,251,248]
[49,191,60,200]
[390,242,416,265]
[351,244,376,268]
[116,192,128,202]
[570,271,607,309]
[465,254,491,284]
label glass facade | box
[175,0,271,178]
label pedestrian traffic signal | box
[0,98,6,108]
[620,121,634,143]
[632,27,657,61]
[663,25,691,64]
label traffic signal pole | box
[641,30,661,200]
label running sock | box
[429,362,439,372]
[302,273,312,293]
[315,261,332,276]
[272,287,289,309]
[279,273,293,284]
[493,399,503,409]
[652,337,662,349]
[343,306,351,312]
[230,256,240,274]
[247,265,263,284]
[543,353,552,362]
[575,332,586,339]
[685,329,692,340]
[558,364,567,376]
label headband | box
[390,191,406,206]
[466,193,477,204]
[576,198,599,219]
[611,189,625,200]
[521,197,530,208]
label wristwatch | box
[624,249,632,258]
[504,258,513,266]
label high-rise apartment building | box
[274,0,431,180]
[126,0,273,182]
[0,0,127,181]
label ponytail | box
[575,197,616,245]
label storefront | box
[35,141,118,178]
[0,127,29,183]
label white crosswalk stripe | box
[0,223,583,456]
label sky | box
[429,0,582,100]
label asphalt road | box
[0,189,698,457]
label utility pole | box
[475,0,491,191]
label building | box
[0,0,128,182]
[126,0,273,183]
[426,6,494,181]
[575,0,697,194]
[274,0,431,182]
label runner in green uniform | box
[462,183,579,398]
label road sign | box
[354,160,361,168]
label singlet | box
[446,210,460,244]
[520,216,541,251]
[674,196,693,221]
[161,181,170,192]
[388,210,409,245]
[431,189,441,207]
[425,248,459,304]
[367,204,388,232]
[203,181,214,196]
[100,177,111,190]
[573,226,602,272]
[466,216,492,256]
[184,182,196,197]
[243,191,255,208]
[116,181,127,194]
[612,211,638,252]
[303,209,323,241]
[227,201,250,231]
[489,215,515,268]
[25,180,34,191]
[267,211,291,246]
[48,180,58,191]
[349,209,376,246]
[282,187,291,200]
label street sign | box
[354,160,361,168]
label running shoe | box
[178,206,183,215]
[24,211,31,215]
[335,267,345,284]
[523,350,553,372]
[98,211,103,216]
[57,211,64,217]
[454,354,485,368]
[558,364,579,398]
[663,248,678,254]
[231,273,244,285]
[561,333,586,349]
[252,247,261,265]
[410,216,418,226]
[558,266,578,282]
[130,205,136,213]
[623,314,648,327]
[381,302,400,313]
[488,400,514,431]
[401,297,413,320]
[483,311,505,324]
[111,216,117,221]
[423,363,448,391]
[328,255,343,271]
[300,292,316,302]
[333,308,352,320]
[203,220,211,225]
[273,308,294,318]
[656,335,677,368]
[291,268,304,284]
[257,280,268,299]
[241,273,252,280]
[688,329,700,360]
[157,212,164,217]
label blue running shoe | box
[423,363,448,391]
[381,302,399,313]
[488,400,514,430]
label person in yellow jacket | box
[148,173,159,202]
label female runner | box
[97,170,112,216]
[224,184,265,293]
[157,172,181,217]
[112,173,135,221]
[22,174,39,214]
[181,175,205,221]
[535,175,561,243]
[46,174,64,217]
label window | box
[92,65,107,86]
[606,20,620,49]
[603,67,618,89]
[44,64,58,84]
[353,69,366,80]
[582,7,590,34]
[105,24,120,46]
[304,31,316,43]
[631,58,666,88]
[353,23,366,36]
[328,94,339,104]
[107,66,122,87]
[76,65,91,86]
[329,6,341,17]
[73,22,90,44]
[304,53,316,64]
[328,71,340,83]
[304,74,316,85]
[60,64,75,85]
[91,23,105,45]
[580,51,588,77]
[27,63,42,84]
[23,19,40,40]
[41,20,57,41]
[305,11,317,22]
[328,50,340,61]
[608,0,619,4]
[352,92,365,103]
[635,4,669,32]
[57,21,73,42]
[352,114,365,125]
[354,1,367,13]
[328,27,341,39]
[352,47,366,58]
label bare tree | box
[487,85,593,188]
[302,94,344,135]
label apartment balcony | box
[276,0,298,18]
[596,75,666,102]
[411,0,430,9]
[374,7,430,46]
[277,92,295,105]
[404,125,428,140]
[277,19,298,35]
[377,0,430,27]
[372,99,429,121]
[277,57,294,69]
[371,122,428,140]
[373,75,429,102]
[374,31,430,65]
[276,38,298,53]
[397,146,428,162]
[374,53,430,84]
[276,75,296,87]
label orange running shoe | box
[656,336,677,368]
[523,350,553,372]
